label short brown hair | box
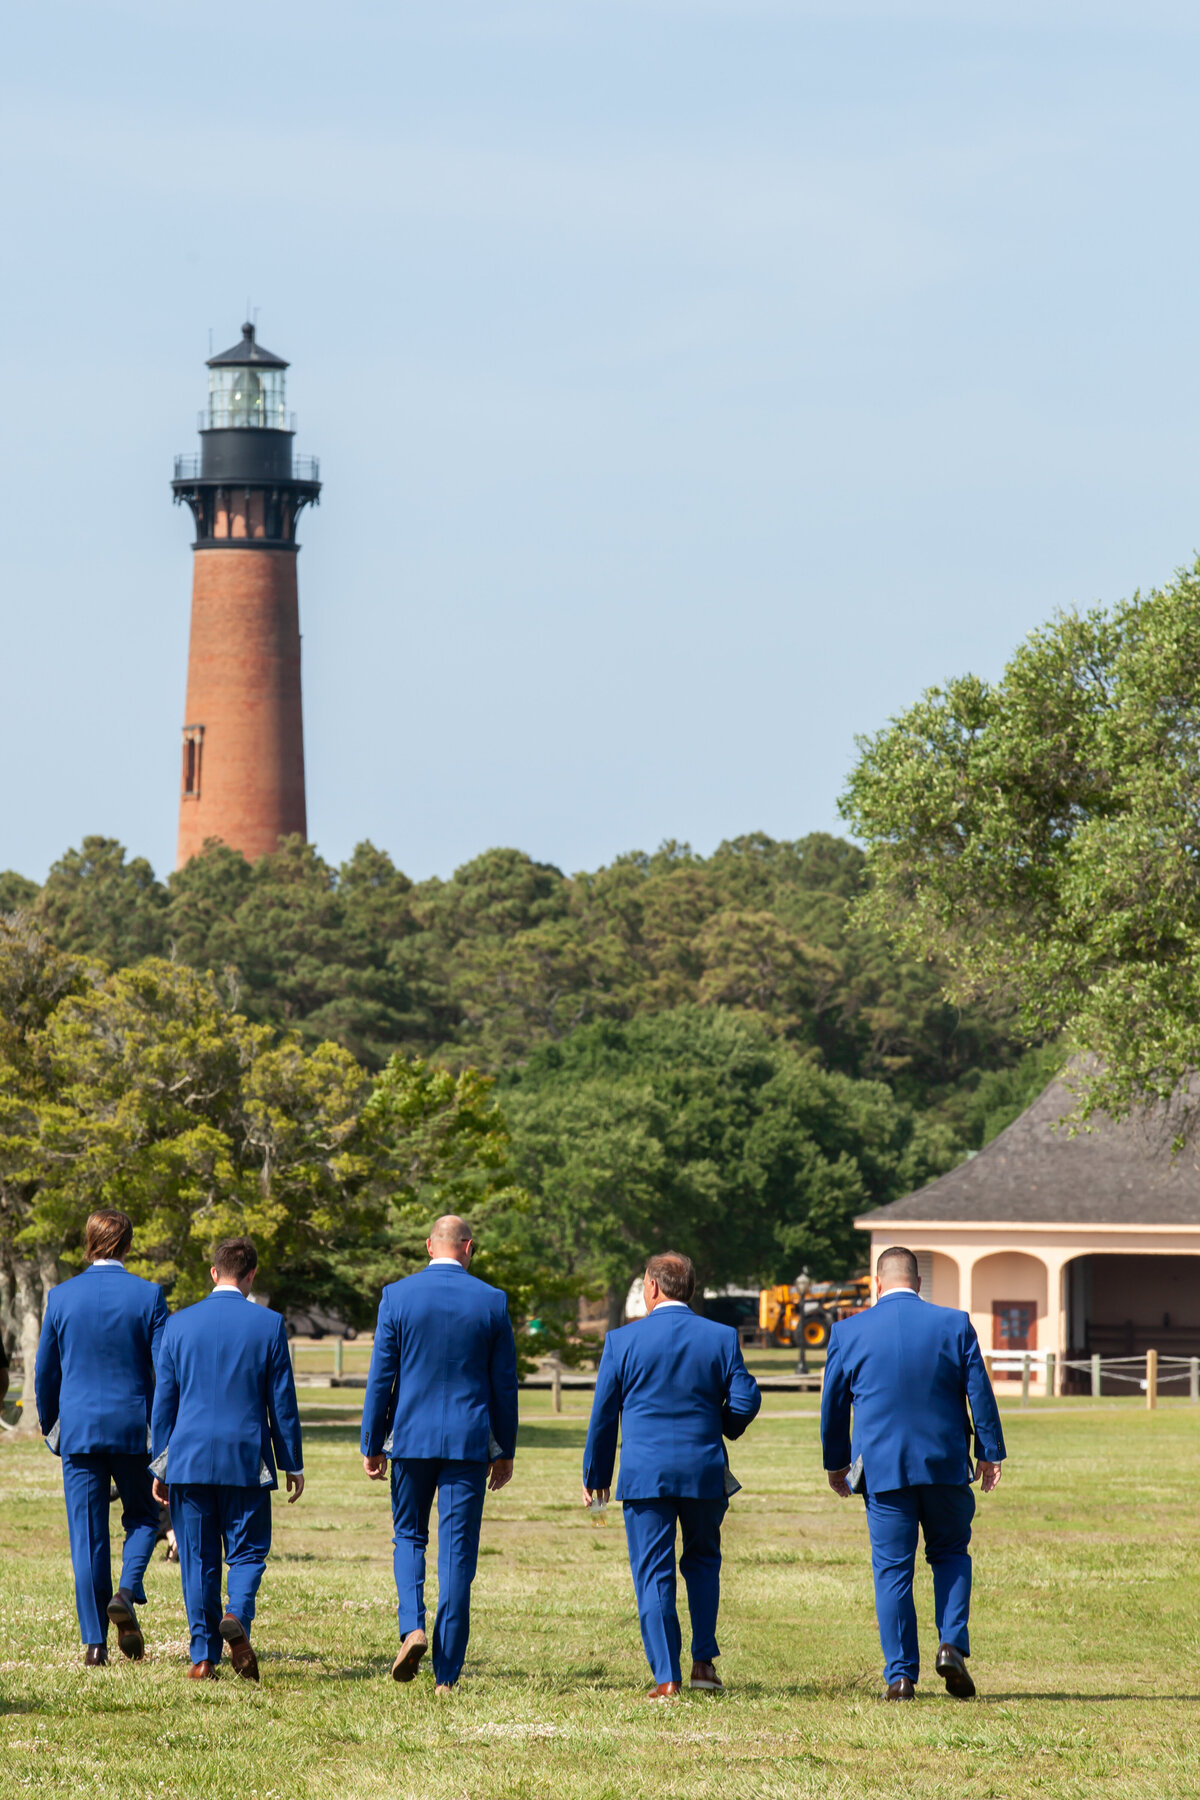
[645,1252,695,1304]
[86,1209,133,1262]
[212,1236,258,1281]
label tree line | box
[0,829,1051,1372]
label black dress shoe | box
[884,1676,915,1700]
[935,1642,975,1698]
[84,1644,108,1668]
[106,1590,145,1661]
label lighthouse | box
[171,322,321,867]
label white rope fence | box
[984,1348,1200,1408]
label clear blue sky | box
[4,1,1199,885]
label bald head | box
[427,1215,474,1268]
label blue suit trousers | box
[623,1496,727,1685]
[61,1452,159,1647]
[390,1458,488,1688]
[170,1484,272,1666]
[863,1482,975,1684]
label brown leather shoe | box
[885,1676,915,1701]
[218,1613,259,1683]
[935,1643,976,1699]
[689,1660,723,1691]
[106,1591,144,1661]
[646,1681,682,1700]
[187,1660,218,1680]
[392,1629,428,1683]
[83,1644,108,1668]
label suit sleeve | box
[720,1335,761,1439]
[149,1331,180,1476]
[582,1334,623,1491]
[819,1323,853,1471]
[963,1317,1006,1463]
[149,1288,169,1365]
[360,1290,400,1458]
[267,1317,305,1475]
[33,1295,61,1437]
[487,1299,519,1460]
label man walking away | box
[821,1244,1006,1702]
[582,1252,761,1700]
[35,1208,168,1667]
[360,1214,519,1694]
[150,1237,303,1681]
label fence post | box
[1045,1351,1056,1398]
[551,1363,562,1415]
[1021,1354,1031,1408]
[289,1339,297,1376]
[1146,1348,1158,1411]
[1091,1353,1102,1398]
[1191,1358,1199,1405]
[334,1338,344,1381]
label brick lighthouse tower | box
[172,323,321,867]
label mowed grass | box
[2,1394,1199,1799]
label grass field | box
[2,1392,1198,1799]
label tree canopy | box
[501,1006,959,1311]
[841,559,1200,1124]
[5,829,1026,1133]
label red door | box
[992,1300,1037,1379]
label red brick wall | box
[176,548,307,867]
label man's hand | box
[363,1454,388,1481]
[153,1478,169,1505]
[582,1483,611,1508]
[286,1471,305,1504]
[978,1459,1003,1494]
[827,1467,852,1499]
[488,1458,514,1492]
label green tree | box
[502,1006,957,1317]
[163,837,431,1067]
[0,873,39,912]
[35,837,168,965]
[0,915,89,1426]
[841,560,1200,1122]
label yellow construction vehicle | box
[758,1275,872,1351]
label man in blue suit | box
[35,1208,168,1666]
[150,1236,303,1682]
[361,1214,519,1694]
[582,1251,761,1699]
[820,1244,1006,1701]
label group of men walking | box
[33,1209,1006,1700]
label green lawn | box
[2,1395,1198,1798]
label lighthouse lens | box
[229,369,263,424]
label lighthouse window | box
[208,365,286,430]
[181,726,204,798]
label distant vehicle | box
[758,1276,872,1350]
[284,1308,358,1341]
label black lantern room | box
[172,322,320,547]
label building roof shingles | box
[859,1075,1200,1227]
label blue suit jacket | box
[360,1264,520,1463]
[150,1291,303,1489]
[35,1264,168,1457]
[820,1291,1006,1491]
[583,1305,761,1502]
